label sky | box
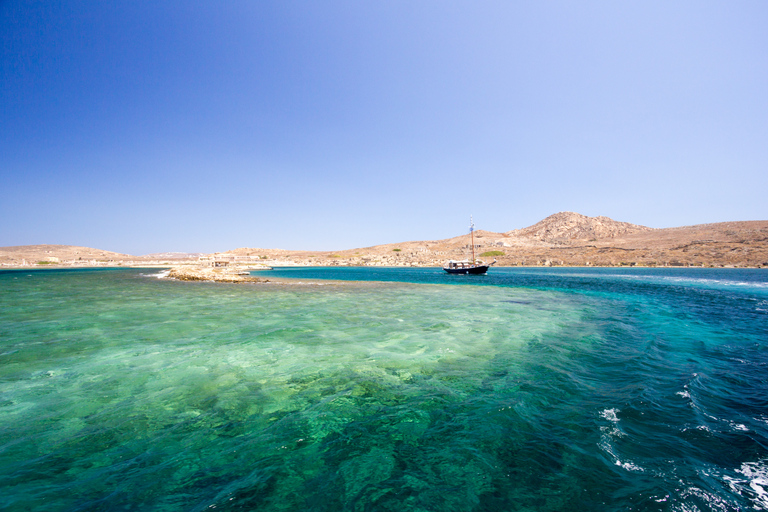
[2,1,767,254]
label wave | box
[724,459,768,510]
[604,273,768,291]
[654,276,768,289]
[514,269,768,290]
[139,270,170,279]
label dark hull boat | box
[443,261,491,274]
[443,216,496,275]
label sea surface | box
[1,266,767,511]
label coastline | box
[3,215,767,270]
[2,262,764,273]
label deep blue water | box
[1,267,767,511]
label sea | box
[1,266,767,511]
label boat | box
[443,217,496,274]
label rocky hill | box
[507,212,652,243]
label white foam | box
[141,270,171,279]
[617,460,644,472]
[741,462,768,509]
[600,408,620,422]
[598,428,643,473]
[608,273,768,290]
[723,460,768,510]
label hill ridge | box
[506,211,652,243]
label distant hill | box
[3,213,768,268]
[0,244,137,265]
[507,211,653,243]
[0,246,203,266]
[142,252,206,259]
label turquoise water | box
[1,267,767,511]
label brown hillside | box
[507,212,653,243]
[0,245,137,266]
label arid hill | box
[0,244,137,266]
[3,213,768,268]
[223,213,768,268]
[507,212,653,243]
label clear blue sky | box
[2,1,766,254]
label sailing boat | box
[443,216,496,274]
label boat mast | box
[470,216,475,264]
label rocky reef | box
[166,266,270,283]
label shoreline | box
[3,216,767,269]
[1,263,765,272]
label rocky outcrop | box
[506,212,653,244]
[167,266,270,283]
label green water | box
[1,267,767,510]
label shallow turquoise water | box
[1,267,767,511]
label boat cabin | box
[445,260,475,270]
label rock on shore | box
[166,266,270,283]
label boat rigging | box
[442,216,496,274]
